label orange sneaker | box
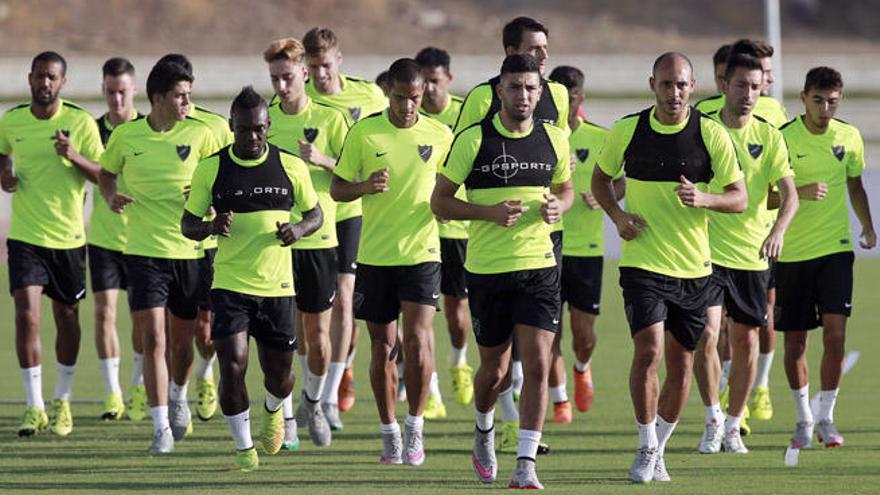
[552,401,572,424]
[573,366,594,413]
[338,367,356,412]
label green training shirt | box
[190,104,233,252]
[562,117,610,257]
[779,116,865,262]
[185,145,318,297]
[441,114,571,274]
[0,100,104,249]
[334,110,452,266]
[696,95,789,128]
[101,116,220,259]
[453,77,570,135]
[597,107,743,279]
[268,98,350,249]
[421,93,468,239]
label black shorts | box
[550,231,563,269]
[88,244,128,293]
[440,238,468,299]
[211,289,296,352]
[774,252,854,331]
[706,264,770,327]
[767,259,777,291]
[293,248,338,313]
[619,267,710,351]
[197,248,216,311]
[126,255,204,320]
[562,256,603,314]
[467,267,560,348]
[335,216,361,275]
[353,262,440,324]
[7,239,86,305]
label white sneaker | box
[722,426,749,453]
[508,458,543,489]
[472,427,497,483]
[629,446,658,483]
[698,420,723,454]
[403,422,425,466]
[380,430,403,465]
[148,427,174,454]
[653,455,671,482]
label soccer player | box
[330,58,453,466]
[453,16,569,134]
[592,52,746,483]
[303,27,388,413]
[1,51,104,437]
[416,45,468,415]
[776,66,876,449]
[182,86,321,472]
[549,65,624,418]
[98,60,220,453]
[693,53,799,454]
[433,54,573,489]
[89,57,143,421]
[264,36,350,443]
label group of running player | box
[0,15,874,490]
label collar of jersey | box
[103,110,139,131]
[796,114,833,138]
[421,94,451,117]
[649,105,690,134]
[278,97,311,116]
[229,145,270,167]
[30,99,67,121]
[491,113,533,138]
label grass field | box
[0,259,877,494]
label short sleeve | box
[548,126,572,184]
[200,127,222,159]
[327,110,350,158]
[77,116,105,162]
[702,119,744,187]
[0,114,10,156]
[767,129,794,184]
[453,85,492,134]
[100,129,124,174]
[440,127,481,185]
[596,120,631,178]
[333,124,363,182]
[184,158,218,217]
[285,155,319,212]
[846,129,865,178]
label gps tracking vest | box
[466,118,557,189]
[486,76,560,127]
[211,144,294,213]
[623,107,713,184]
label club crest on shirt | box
[832,145,846,161]
[303,128,319,143]
[60,129,70,137]
[348,107,361,121]
[748,143,763,159]
[418,144,433,163]
[576,148,590,163]
[176,145,191,161]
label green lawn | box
[0,259,878,493]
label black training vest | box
[622,107,713,184]
[96,113,143,146]
[211,144,294,214]
[486,76,559,127]
[465,117,558,190]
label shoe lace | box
[636,447,656,468]
[406,427,423,453]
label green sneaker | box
[17,406,48,437]
[719,386,730,411]
[450,364,474,405]
[260,406,285,455]
[127,385,147,421]
[748,386,773,421]
[423,395,447,420]
[499,420,519,452]
[49,400,73,437]
[102,392,126,421]
[235,447,259,472]
[196,378,218,421]
[740,404,752,436]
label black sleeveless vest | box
[211,144,294,213]
[465,118,558,190]
[486,76,559,127]
[623,107,712,184]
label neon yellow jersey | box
[597,107,743,279]
[562,118,610,257]
[441,114,571,274]
[453,77,569,135]
[334,111,452,266]
[189,105,233,251]
[307,74,388,223]
[268,99,350,249]
[186,145,318,297]
[779,116,865,262]
[420,93,463,130]
[696,95,789,128]
[706,111,793,270]
[421,94,468,239]
[100,116,221,259]
[0,100,104,249]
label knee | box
[633,345,662,370]
[15,307,40,332]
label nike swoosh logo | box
[376,151,388,157]
[133,151,145,156]
[796,154,807,159]
[329,291,337,303]
[552,318,559,325]
[432,293,440,299]
[844,302,852,308]
[14,138,23,142]
[75,289,86,299]
[288,339,295,345]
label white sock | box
[265,390,284,412]
[817,388,839,423]
[475,407,495,432]
[719,359,732,392]
[511,360,524,394]
[380,421,400,435]
[20,366,44,410]
[550,384,568,404]
[195,353,215,382]
[705,403,724,424]
[397,361,405,382]
[517,429,542,460]
[131,352,144,386]
[429,372,442,400]
[299,353,309,379]
[282,393,294,419]
[345,348,357,369]
[724,414,742,433]
[450,345,467,368]
[168,381,188,402]
[498,385,519,422]
[151,405,170,433]
[225,409,253,450]
[405,414,424,431]
[54,363,76,401]
[305,372,326,403]
[655,416,677,454]
[637,420,658,449]
[322,362,346,404]
[574,358,591,373]
[792,385,813,423]
[99,357,122,394]
[755,351,774,389]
